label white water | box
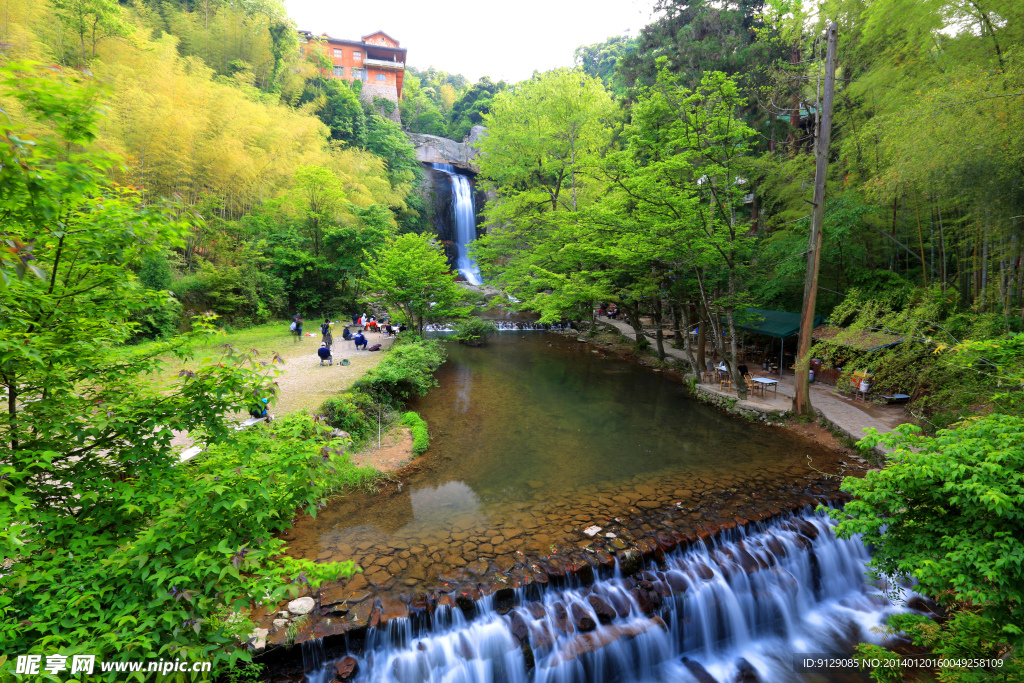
[432,163,483,285]
[305,509,913,682]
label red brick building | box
[298,29,406,103]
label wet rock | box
[525,601,547,619]
[665,570,690,593]
[681,657,718,683]
[587,595,617,624]
[617,549,643,576]
[551,602,570,632]
[693,562,715,580]
[287,597,315,615]
[346,601,373,628]
[455,593,477,619]
[508,611,530,645]
[637,500,661,510]
[735,657,761,681]
[368,607,380,629]
[332,656,358,682]
[494,588,516,614]
[629,587,657,614]
[477,543,494,555]
[570,603,596,632]
[795,519,819,540]
[455,633,474,659]
[270,618,288,634]
[379,596,409,624]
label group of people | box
[597,303,621,320]
[301,312,403,366]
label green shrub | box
[401,411,429,455]
[452,317,496,346]
[318,392,377,440]
[352,337,447,404]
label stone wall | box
[359,82,402,124]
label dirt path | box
[171,328,397,450]
[270,330,397,416]
[349,426,415,473]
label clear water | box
[287,334,853,589]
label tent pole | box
[779,337,784,378]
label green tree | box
[361,233,468,332]
[834,414,1024,680]
[0,63,368,670]
[52,0,134,65]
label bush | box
[318,392,377,440]
[834,415,1024,680]
[452,317,496,346]
[401,411,429,455]
[351,336,447,404]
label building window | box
[353,51,361,61]
[333,66,344,78]
[376,73,386,81]
[352,68,364,81]
[333,48,343,58]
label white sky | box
[283,0,660,83]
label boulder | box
[332,656,359,682]
[586,595,617,624]
[287,597,315,615]
[570,603,596,632]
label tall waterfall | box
[305,508,915,683]
[432,163,483,286]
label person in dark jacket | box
[317,342,332,366]
[353,331,368,350]
[342,326,352,341]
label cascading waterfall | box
[305,509,914,682]
[432,163,483,285]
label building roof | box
[811,325,903,351]
[298,30,407,53]
[731,308,824,338]
[361,30,400,46]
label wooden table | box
[753,377,779,398]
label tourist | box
[292,315,303,341]
[353,330,368,350]
[738,362,749,376]
[342,326,352,341]
[317,342,333,366]
[351,313,359,327]
[321,318,333,348]
[385,323,394,337]
[249,397,269,419]
[367,317,377,332]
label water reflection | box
[409,480,482,526]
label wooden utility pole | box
[793,22,838,417]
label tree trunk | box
[793,22,838,417]
[696,315,707,380]
[653,298,666,361]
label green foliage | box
[833,415,1024,665]
[400,411,430,455]
[452,317,496,346]
[0,69,375,669]
[448,76,507,140]
[574,35,636,97]
[362,233,470,333]
[318,391,377,441]
[351,336,447,405]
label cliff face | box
[408,125,486,172]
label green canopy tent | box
[731,308,825,376]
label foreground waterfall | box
[432,163,483,285]
[306,509,910,682]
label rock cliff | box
[408,125,486,172]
